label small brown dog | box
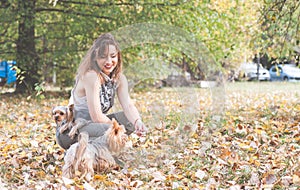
[52,104,89,139]
[62,119,128,181]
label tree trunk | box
[16,0,40,93]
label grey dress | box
[55,73,134,150]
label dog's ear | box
[111,118,121,134]
[112,118,119,128]
[51,106,55,114]
[51,106,60,115]
[68,104,74,112]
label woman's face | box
[96,44,118,75]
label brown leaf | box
[263,173,277,185]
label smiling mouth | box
[104,64,113,69]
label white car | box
[269,64,300,81]
[239,62,270,81]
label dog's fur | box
[62,119,127,181]
[52,104,90,139]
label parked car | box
[239,62,270,81]
[0,60,17,86]
[269,64,300,81]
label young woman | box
[56,33,147,149]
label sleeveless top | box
[70,71,117,120]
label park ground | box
[0,82,300,189]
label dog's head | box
[52,105,68,126]
[52,104,75,126]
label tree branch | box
[35,8,114,20]
[58,0,133,7]
[58,0,182,7]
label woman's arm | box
[83,71,111,124]
[117,74,147,135]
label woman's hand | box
[134,119,147,136]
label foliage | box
[256,0,300,61]
[0,83,300,189]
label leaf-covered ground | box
[0,82,300,189]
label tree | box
[16,0,40,93]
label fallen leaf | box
[62,177,74,186]
[83,182,95,190]
[152,171,166,182]
[195,170,206,180]
[293,174,300,185]
[264,173,277,185]
[130,180,143,188]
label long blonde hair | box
[76,33,122,81]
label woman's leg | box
[107,111,135,135]
[56,128,77,150]
[55,122,110,150]
[78,122,110,138]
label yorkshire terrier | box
[52,105,70,127]
[52,104,89,139]
[62,118,128,181]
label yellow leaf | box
[192,133,199,139]
[238,143,249,149]
[254,129,262,134]
[103,181,115,186]
[94,174,107,181]
[36,170,46,178]
[293,174,300,185]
